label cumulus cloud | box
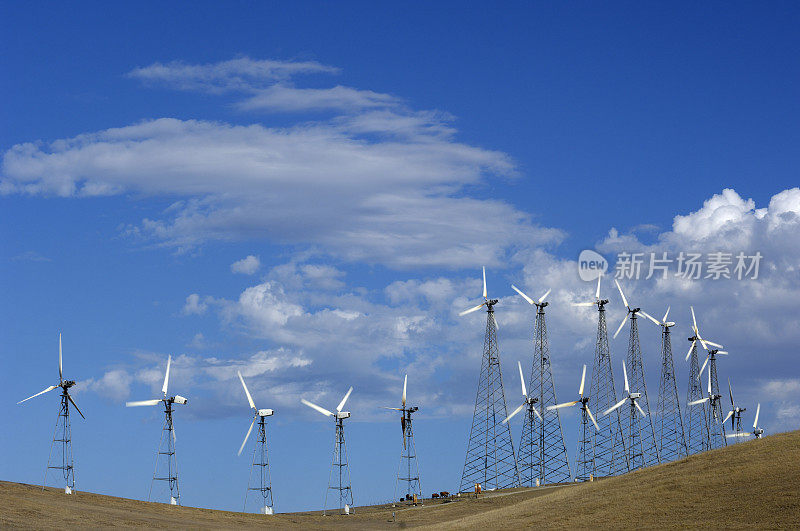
[231,255,260,275]
[183,293,210,315]
[81,369,133,402]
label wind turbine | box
[382,375,422,504]
[727,403,764,441]
[603,361,648,470]
[689,307,728,447]
[511,284,571,485]
[611,280,660,466]
[722,378,746,443]
[302,387,355,515]
[687,364,725,448]
[547,364,599,482]
[640,307,688,461]
[18,333,85,494]
[458,267,520,492]
[237,371,274,514]
[126,355,188,505]
[503,361,542,426]
[571,273,628,478]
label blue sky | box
[2,2,799,513]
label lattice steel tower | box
[150,401,181,504]
[684,336,709,454]
[301,387,355,515]
[126,355,188,505]
[612,280,660,467]
[459,269,519,492]
[17,334,85,494]
[384,374,423,503]
[512,286,571,486]
[237,371,275,515]
[651,310,688,462]
[702,350,727,449]
[326,415,354,515]
[576,277,627,478]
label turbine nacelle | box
[629,392,641,400]
[336,411,351,419]
[258,408,274,417]
[172,395,188,405]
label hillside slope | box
[1,429,798,529]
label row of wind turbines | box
[16,337,416,516]
[455,268,766,492]
[16,268,767,515]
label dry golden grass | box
[2,429,798,529]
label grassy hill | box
[2,429,799,529]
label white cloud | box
[183,293,209,315]
[81,369,133,402]
[126,57,337,93]
[231,255,260,275]
[238,84,400,113]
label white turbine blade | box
[238,371,256,410]
[685,339,696,362]
[59,333,63,383]
[531,405,542,421]
[572,302,596,307]
[639,310,661,327]
[728,379,734,406]
[518,361,527,397]
[704,339,724,349]
[402,374,407,408]
[595,274,602,300]
[494,316,500,331]
[18,385,58,404]
[336,386,353,412]
[698,336,710,351]
[753,403,760,428]
[162,355,171,397]
[662,306,670,324]
[547,400,579,410]
[482,266,487,299]
[688,397,709,406]
[707,365,712,395]
[381,406,402,411]
[502,403,526,424]
[635,401,647,418]
[238,417,256,456]
[301,398,333,417]
[716,351,728,355]
[172,424,176,443]
[723,411,734,425]
[614,279,629,309]
[578,364,587,397]
[691,306,698,334]
[586,406,600,431]
[459,302,485,316]
[698,356,710,379]
[622,361,629,394]
[65,392,85,420]
[603,399,627,416]
[613,313,628,339]
[126,399,161,407]
[538,289,551,303]
[511,284,534,305]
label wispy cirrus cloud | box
[126,57,338,93]
[2,56,563,268]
